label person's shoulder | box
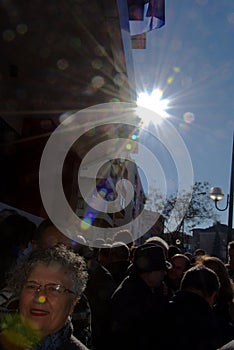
[60,335,89,350]
[219,340,234,350]
[0,288,19,316]
[111,274,141,301]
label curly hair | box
[7,244,88,296]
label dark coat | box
[85,260,116,350]
[105,260,130,286]
[162,290,224,350]
[110,272,169,350]
[71,293,92,348]
[213,299,234,346]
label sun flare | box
[136,89,169,125]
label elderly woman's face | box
[19,262,79,337]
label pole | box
[227,132,234,244]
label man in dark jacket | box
[110,245,171,350]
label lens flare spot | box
[80,217,92,230]
[126,143,132,150]
[83,87,94,96]
[70,37,82,49]
[94,45,107,57]
[167,76,174,84]
[107,193,115,201]
[38,296,46,304]
[156,89,163,98]
[57,59,69,70]
[3,29,15,41]
[0,314,42,348]
[179,123,189,131]
[91,75,105,89]
[16,23,28,34]
[113,73,125,87]
[91,58,103,69]
[99,188,108,198]
[109,97,120,102]
[183,112,195,124]
[173,66,180,73]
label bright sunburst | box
[136,89,169,124]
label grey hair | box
[7,244,88,296]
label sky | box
[132,0,234,227]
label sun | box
[136,89,169,125]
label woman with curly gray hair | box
[0,244,89,350]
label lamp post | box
[209,133,234,245]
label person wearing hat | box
[109,245,171,350]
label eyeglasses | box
[23,281,75,297]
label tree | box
[145,181,219,234]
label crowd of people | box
[0,209,234,350]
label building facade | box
[0,1,148,244]
[192,222,234,261]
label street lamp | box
[209,187,229,211]
[209,133,234,244]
